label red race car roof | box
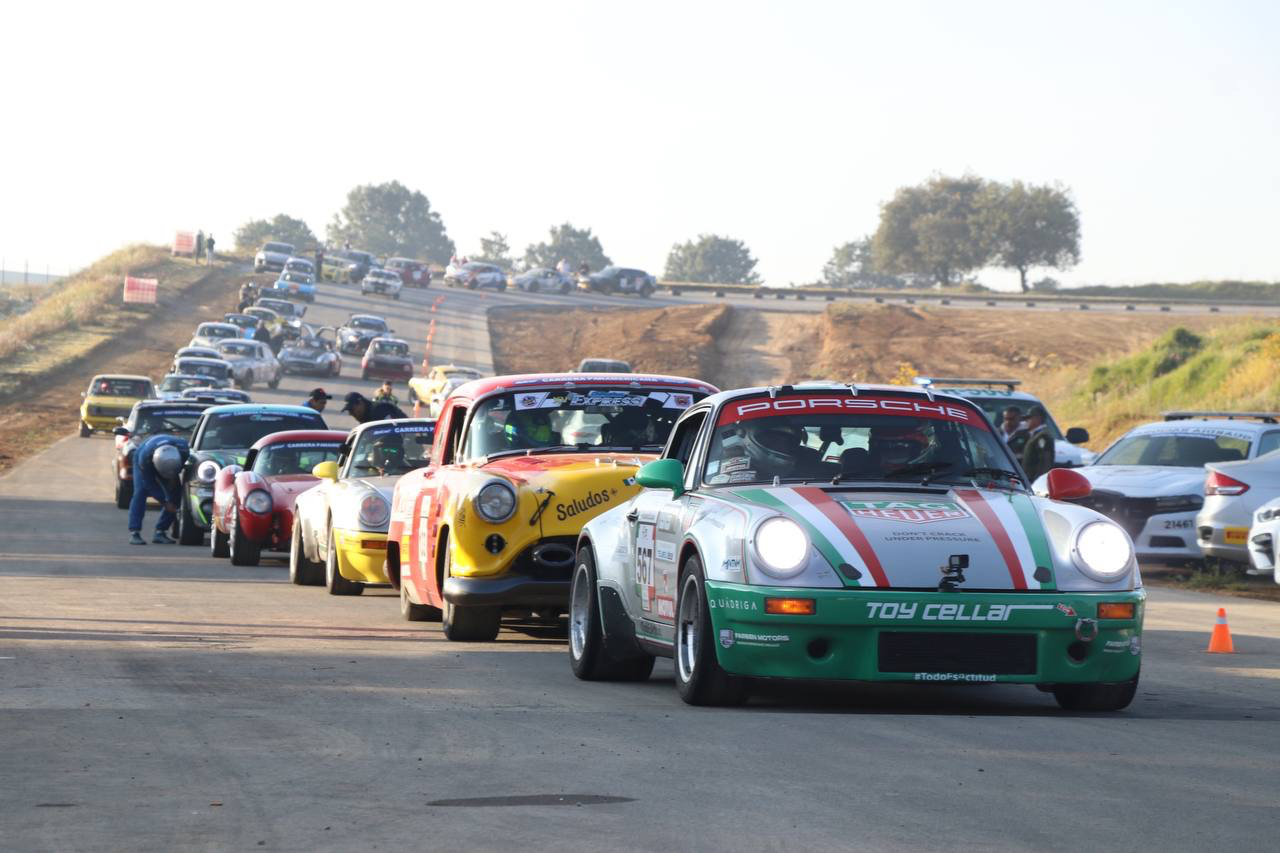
[249,429,349,451]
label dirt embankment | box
[0,264,246,473]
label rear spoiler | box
[1163,411,1280,424]
[914,376,1021,391]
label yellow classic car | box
[243,306,283,339]
[80,374,156,437]
[408,364,484,419]
[386,372,717,641]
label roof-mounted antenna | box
[848,382,859,397]
[768,386,779,399]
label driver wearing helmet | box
[600,401,657,447]
[503,409,557,450]
[720,421,805,480]
[868,425,929,475]
[369,432,407,475]
[128,433,190,545]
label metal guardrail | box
[657,280,1275,310]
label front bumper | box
[332,528,389,584]
[363,362,413,380]
[282,359,332,374]
[443,572,568,608]
[1131,510,1201,562]
[1196,507,1252,563]
[704,583,1145,685]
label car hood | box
[266,474,320,507]
[345,475,398,502]
[481,451,656,488]
[283,347,327,359]
[1074,465,1206,496]
[730,484,1066,591]
[84,394,143,409]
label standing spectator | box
[373,381,399,407]
[128,434,190,545]
[1000,405,1029,452]
[205,234,216,265]
[577,260,590,277]
[195,230,205,262]
[315,247,325,281]
[342,391,407,423]
[1021,405,1055,483]
[303,388,332,412]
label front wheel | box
[441,548,499,641]
[674,555,748,706]
[178,493,203,545]
[228,506,261,566]
[79,422,91,438]
[325,525,363,596]
[1052,674,1139,712]
[115,478,132,509]
[401,580,441,622]
[569,546,654,681]
[210,519,230,558]
[268,373,280,389]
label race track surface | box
[2,278,1278,852]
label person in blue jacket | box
[129,434,191,545]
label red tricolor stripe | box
[955,488,1026,590]
[793,487,890,587]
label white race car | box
[1035,413,1280,565]
[1246,496,1280,581]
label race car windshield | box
[245,309,276,323]
[197,412,326,450]
[462,388,704,461]
[259,300,296,316]
[92,378,150,397]
[161,376,210,392]
[176,361,230,379]
[225,315,256,328]
[133,410,203,436]
[347,424,435,476]
[264,243,294,254]
[218,342,257,357]
[252,442,342,476]
[373,341,408,356]
[199,325,237,339]
[703,396,1020,487]
[350,318,387,331]
[280,272,310,283]
[1094,432,1250,467]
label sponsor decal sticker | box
[1224,527,1249,545]
[840,499,969,524]
[635,523,655,612]
[656,596,675,619]
[709,597,759,612]
[654,539,677,563]
[866,601,1055,622]
[914,673,997,682]
[718,395,985,428]
[556,489,612,521]
[720,629,735,648]
[732,631,791,649]
[1055,603,1077,617]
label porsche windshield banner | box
[717,395,987,428]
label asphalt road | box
[2,277,1279,851]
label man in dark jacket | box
[129,434,190,545]
[1021,405,1055,483]
[342,391,406,423]
[304,388,332,412]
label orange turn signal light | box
[361,540,388,551]
[764,597,816,616]
[1097,602,1135,619]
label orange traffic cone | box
[1207,607,1235,654]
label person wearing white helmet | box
[128,433,191,545]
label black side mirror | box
[1066,427,1090,445]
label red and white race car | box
[210,429,348,565]
[385,257,432,289]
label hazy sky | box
[4,1,1277,289]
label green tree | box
[234,214,316,252]
[327,181,455,263]
[664,234,761,284]
[523,223,611,272]
[821,237,903,288]
[983,181,1081,292]
[872,175,994,286]
[474,231,513,268]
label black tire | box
[361,369,369,381]
[393,293,401,301]
[401,579,441,622]
[228,506,261,566]
[115,478,132,509]
[674,555,748,706]
[1052,673,1139,712]
[268,374,280,389]
[210,519,230,558]
[569,546,655,681]
[324,525,363,596]
[441,548,499,641]
[79,422,91,438]
[289,521,323,586]
[239,374,253,391]
[178,493,203,545]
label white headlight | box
[243,489,273,515]
[1073,521,1133,582]
[197,460,220,483]
[475,481,517,523]
[753,516,809,578]
[358,493,390,528]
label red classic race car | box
[385,372,717,641]
[210,429,348,565]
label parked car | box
[578,266,656,297]
[337,314,391,354]
[385,257,432,289]
[513,267,572,294]
[209,430,348,565]
[361,337,414,381]
[1190,412,1280,567]
[216,339,281,390]
[270,270,317,303]
[444,262,507,291]
[189,322,243,349]
[915,377,1095,468]
[575,358,632,374]
[1246,496,1280,579]
[176,404,329,545]
[279,329,343,376]
[361,268,403,300]
[157,373,217,400]
[291,419,437,593]
[254,242,295,273]
[407,364,484,419]
[79,374,156,437]
[110,400,211,507]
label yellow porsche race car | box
[408,364,484,419]
[80,374,156,437]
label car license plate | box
[1225,527,1249,545]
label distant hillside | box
[1065,280,1280,302]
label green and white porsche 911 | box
[569,383,1144,710]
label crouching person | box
[128,434,190,545]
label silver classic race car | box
[569,383,1144,710]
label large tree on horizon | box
[327,181,455,263]
[871,174,994,286]
[233,214,316,252]
[523,223,611,271]
[664,234,761,284]
[982,181,1081,292]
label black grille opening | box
[1149,536,1186,548]
[878,632,1037,676]
[1080,490,1198,540]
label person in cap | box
[1021,405,1055,483]
[128,433,190,545]
[373,380,399,407]
[342,391,406,423]
[304,388,332,412]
